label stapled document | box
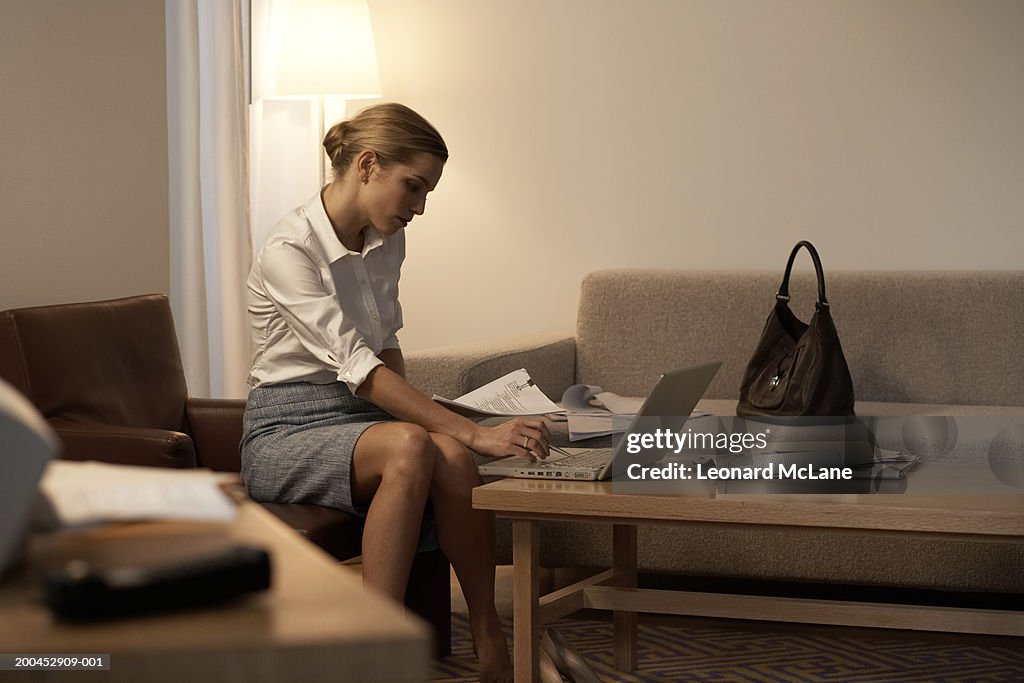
[433,369,564,418]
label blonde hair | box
[323,103,448,178]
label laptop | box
[0,378,59,576]
[478,361,721,481]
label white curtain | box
[165,0,252,399]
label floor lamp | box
[257,0,382,198]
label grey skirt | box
[241,381,438,551]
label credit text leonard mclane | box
[623,429,854,481]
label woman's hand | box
[470,418,551,460]
[355,366,555,460]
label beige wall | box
[0,0,168,312]
[366,0,1024,351]
[2,1,1021,356]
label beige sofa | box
[407,269,1024,593]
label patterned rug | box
[432,613,1024,682]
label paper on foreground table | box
[432,368,564,418]
[38,460,238,528]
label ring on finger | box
[523,436,530,448]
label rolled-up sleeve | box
[259,240,382,393]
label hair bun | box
[323,120,348,163]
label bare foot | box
[472,613,513,683]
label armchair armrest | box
[405,334,576,402]
[186,398,246,473]
[49,420,196,468]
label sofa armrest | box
[186,398,246,472]
[405,334,577,402]
[50,420,196,468]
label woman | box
[241,103,546,683]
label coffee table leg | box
[613,523,638,671]
[512,519,539,683]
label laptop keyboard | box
[541,449,614,469]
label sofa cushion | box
[575,270,1024,407]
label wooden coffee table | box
[0,498,429,682]
[473,462,1024,683]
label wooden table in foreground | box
[0,499,429,683]
[473,462,1024,683]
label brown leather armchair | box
[0,294,449,655]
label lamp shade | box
[265,0,381,98]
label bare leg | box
[351,422,437,601]
[428,433,512,683]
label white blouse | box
[246,191,405,394]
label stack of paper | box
[39,460,239,527]
[561,384,708,441]
[433,370,712,442]
[560,384,637,441]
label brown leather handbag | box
[737,241,855,417]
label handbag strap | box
[776,240,829,308]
